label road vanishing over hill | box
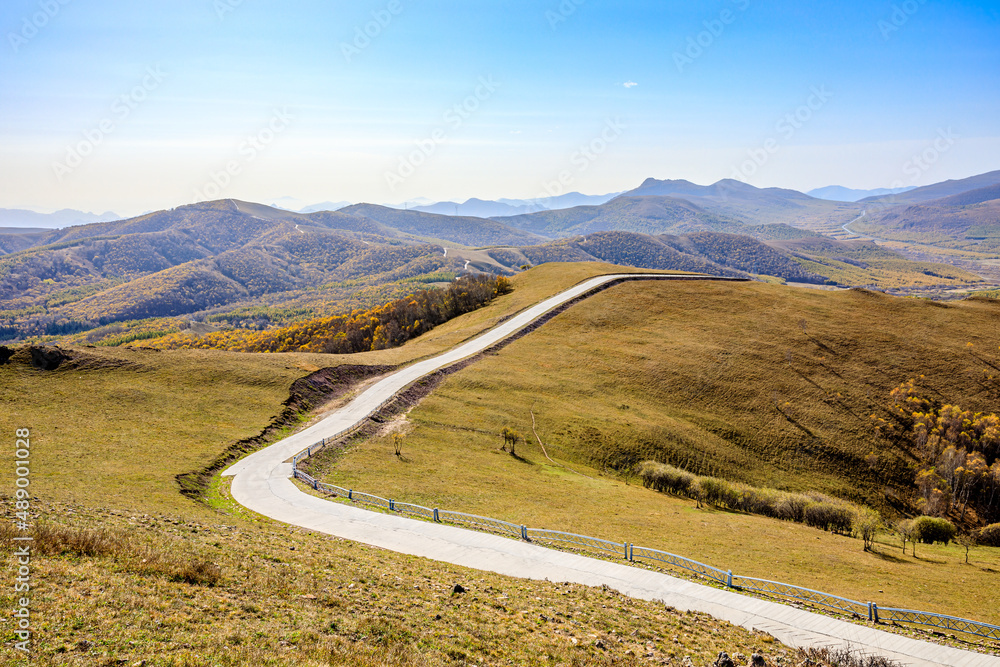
[224,273,1000,667]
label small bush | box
[912,516,956,544]
[978,522,1000,547]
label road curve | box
[223,273,999,667]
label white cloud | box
[623,81,638,88]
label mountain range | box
[1,170,997,344]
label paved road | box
[224,273,1000,667]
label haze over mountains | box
[806,185,916,202]
[0,207,120,230]
[1,170,997,344]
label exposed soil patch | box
[177,363,396,499]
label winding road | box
[224,273,999,667]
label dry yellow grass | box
[309,279,1000,625]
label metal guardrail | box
[292,465,1000,642]
[528,528,627,558]
[731,575,868,617]
[393,502,436,521]
[630,545,729,585]
[438,510,522,538]
[875,607,1000,641]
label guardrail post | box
[867,602,873,622]
[628,543,634,561]
[726,570,733,588]
[872,603,879,624]
[433,508,440,522]
[520,525,528,541]
[389,499,395,511]
[313,479,318,490]
[348,490,353,500]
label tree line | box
[873,377,1000,523]
[143,274,512,354]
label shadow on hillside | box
[868,549,908,564]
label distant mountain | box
[340,203,546,246]
[494,194,819,241]
[807,185,915,202]
[860,170,1000,205]
[618,178,857,231]
[412,198,531,218]
[299,201,351,213]
[409,191,620,218]
[0,208,119,229]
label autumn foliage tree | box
[874,378,1000,523]
[143,274,513,355]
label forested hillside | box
[0,192,987,347]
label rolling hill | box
[853,182,1000,253]
[860,169,1000,205]
[487,231,825,284]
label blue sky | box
[1,0,998,215]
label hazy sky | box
[2,0,998,215]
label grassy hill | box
[306,274,1000,624]
[4,262,999,659]
[1,262,812,665]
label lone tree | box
[957,532,977,564]
[854,509,882,552]
[500,427,521,456]
[391,433,404,458]
[896,519,917,557]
